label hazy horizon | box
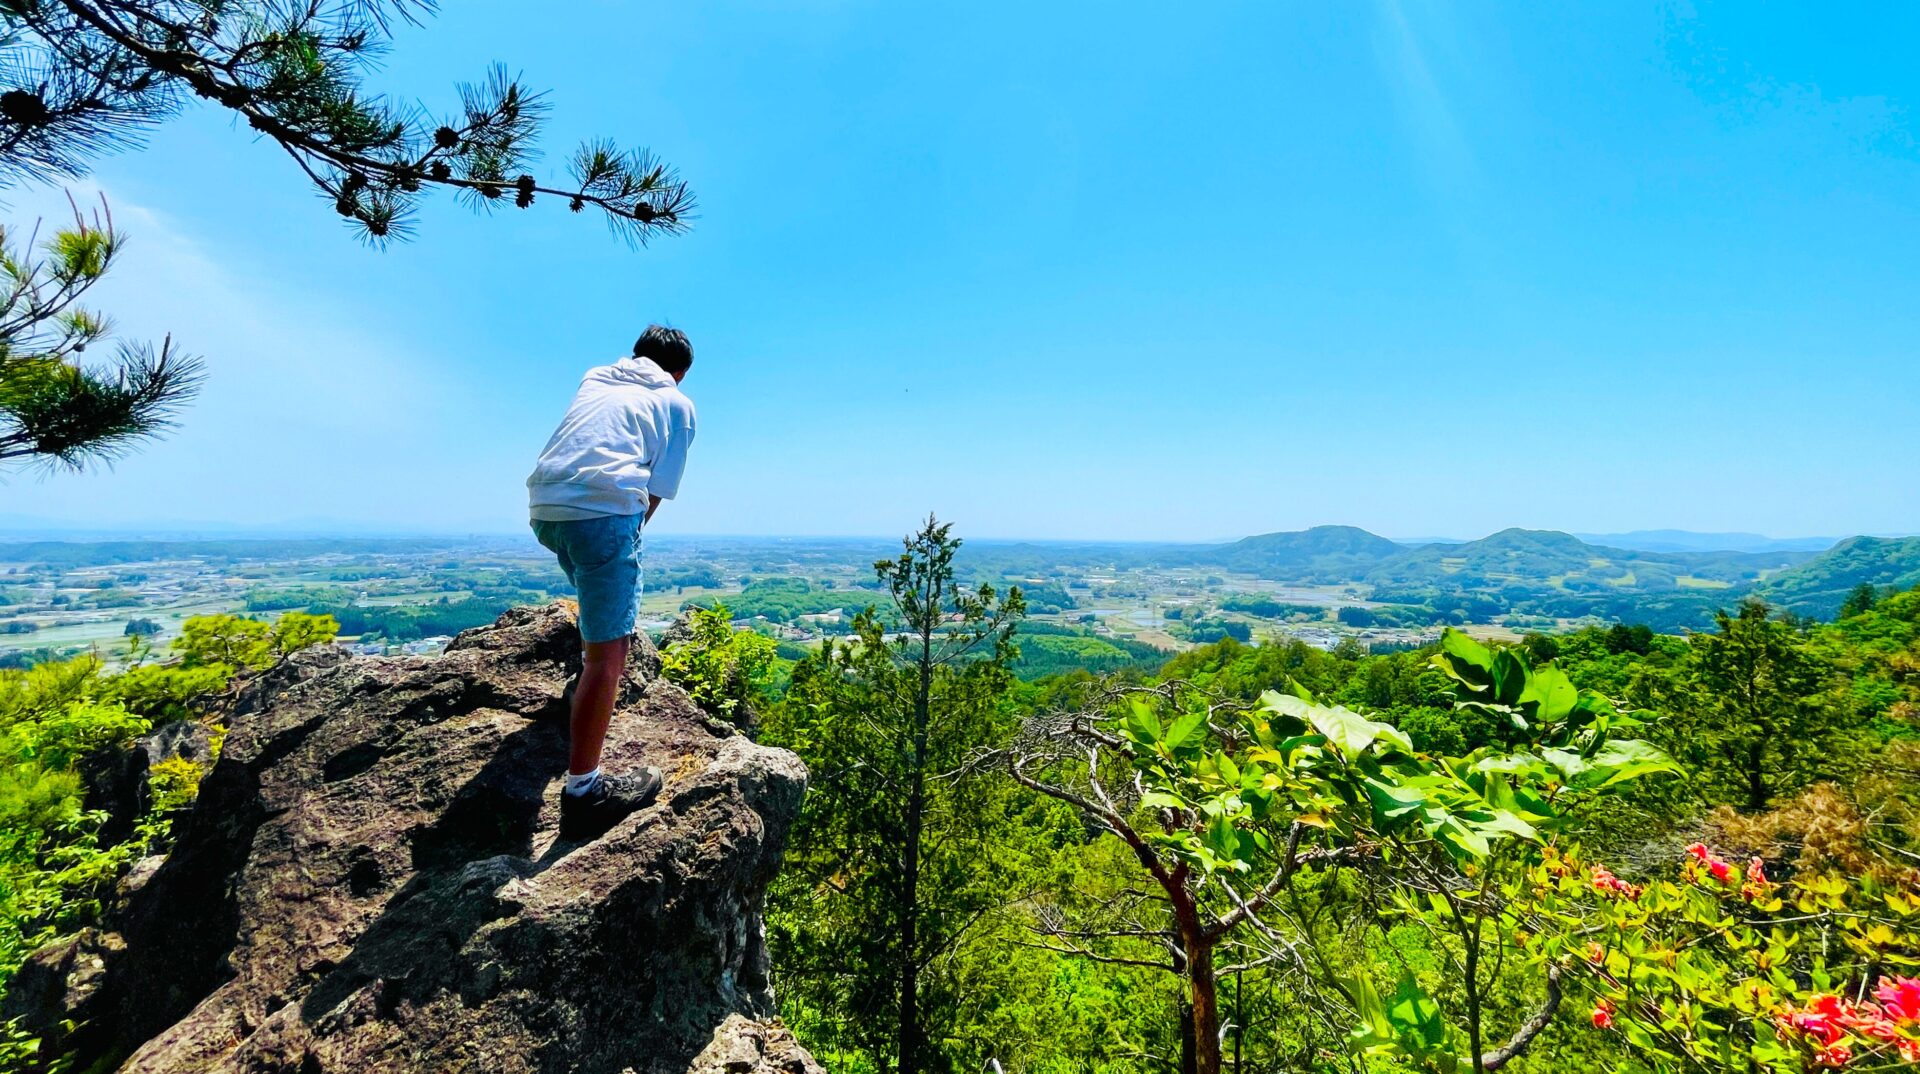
[1,511,1908,550]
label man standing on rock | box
[527,325,696,839]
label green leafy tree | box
[1648,599,1852,811]
[0,609,335,1016]
[171,609,336,672]
[1839,582,1880,620]
[763,517,1024,1074]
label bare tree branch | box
[1480,964,1564,1072]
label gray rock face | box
[12,603,819,1074]
[80,714,215,844]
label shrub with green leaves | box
[660,604,779,726]
[1522,840,1920,1071]
[1008,629,1683,1074]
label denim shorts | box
[530,513,644,643]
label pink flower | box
[1589,866,1642,900]
[1876,977,1920,1023]
[1683,842,1736,885]
[1746,857,1768,885]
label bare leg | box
[568,636,630,776]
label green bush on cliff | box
[660,604,780,727]
[0,612,337,1001]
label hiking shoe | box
[558,767,663,842]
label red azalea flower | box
[1850,1013,1898,1042]
[1683,842,1737,885]
[1786,996,1849,1047]
[1876,977,1920,1023]
[1589,866,1642,900]
[1814,1043,1852,1068]
[1591,999,1616,1030]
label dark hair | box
[632,324,693,375]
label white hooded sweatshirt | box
[526,356,696,520]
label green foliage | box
[315,598,503,641]
[717,577,1920,1073]
[1637,599,1862,811]
[171,611,338,672]
[661,565,724,590]
[762,518,1024,1074]
[995,580,1076,614]
[0,609,332,1036]
[1219,594,1325,619]
[688,576,893,631]
[1006,628,1680,1074]
[243,584,352,611]
[1338,602,1464,628]
[660,604,779,726]
[1180,618,1252,644]
[1009,625,1167,680]
[1523,842,1920,1071]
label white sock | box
[564,768,602,796]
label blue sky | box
[4,1,1916,541]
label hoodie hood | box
[587,355,678,390]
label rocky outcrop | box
[7,603,819,1074]
[80,717,215,844]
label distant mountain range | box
[1169,526,1920,628]
[7,521,1916,633]
[1571,530,1842,554]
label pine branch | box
[0,194,200,470]
[0,333,202,467]
[0,1,693,245]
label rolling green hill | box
[1753,535,1920,618]
[1341,528,1818,631]
[1199,525,1405,581]
[1362,528,1801,591]
[1173,526,1839,631]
